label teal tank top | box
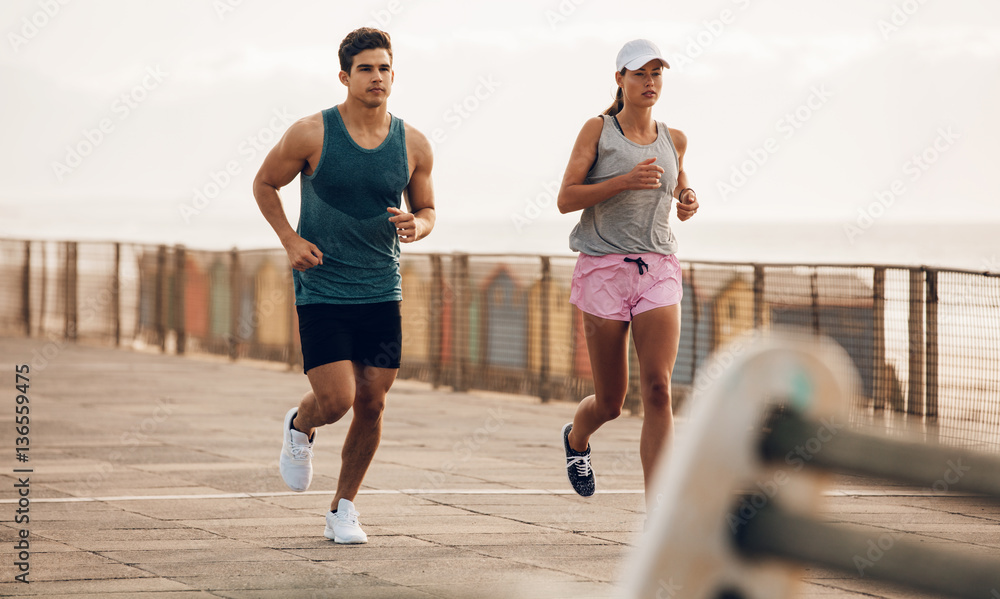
[294,106,409,305]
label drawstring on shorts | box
[624,257,649,275]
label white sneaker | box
[279,407,314,492]
[324,498,368,544]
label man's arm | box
[252,116,325,270]
[389,124,436,242]
[669,128,699,222]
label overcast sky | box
[2,0,998,251]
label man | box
[252,27,435,544]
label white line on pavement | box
[0,488,977,504]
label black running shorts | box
[296,301,402,373]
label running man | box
[252,27,435,543]
[556,39,698,512]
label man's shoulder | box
[401,121,433,158]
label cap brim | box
[622,55,670,70]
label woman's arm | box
[557,117,665,214]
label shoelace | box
[341,509,361,526]
[290,444,313,461]
[624,257,649,275]
[566,455,592,478]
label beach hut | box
[765,270,879,397]
[183,254,209,341]
[208,257,231,341]
[482,267,528,369]
[254,260,291,347]
[675,270,759,386]
[400,263,431,363]
[527,274,575,378]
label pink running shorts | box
[569,252,683,321]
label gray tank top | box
[568,115,680,256]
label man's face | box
[341,48,393,108]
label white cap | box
[615,39,670,71]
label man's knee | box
[353,392,386,421]
[312,390,353,425]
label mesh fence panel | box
[3,239,999,451]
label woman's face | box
[617,59,665,109]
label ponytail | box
[602,68,628,116]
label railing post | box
[539,256,552,402]
[810,268,821,337]
[690,264,700,384]
[174,245,187,355]
[429,254,444,388]
[925,268,939,420]
[64,241,78,341]
[113,242,121,346]
[155,245,167,352]
[453,253,470,392]
[228,247,241,360]
[39,242,48,337]
[752,264,765,329]
[907,268,925,416]
[22,240,31,337]
[872,267,887,411]
[285,262,298,371]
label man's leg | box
[331,363,397,510]
[279,359,355,492]
[293,360,356,436]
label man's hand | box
[283,234,323,271]
[388,207,419,242]
[676,188,699,222]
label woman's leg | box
[630,303,682,512]
[567,311,632,452]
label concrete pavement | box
[1,337,999,598]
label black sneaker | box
[562,422,595,497]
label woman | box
[556,39,699,512]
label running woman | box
[557,39,698,511]
[252,27,435,543]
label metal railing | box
[2,238,999,451]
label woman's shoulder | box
[576,115,608,143]
[664,125,687,152]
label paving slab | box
[2,337,1000,598]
